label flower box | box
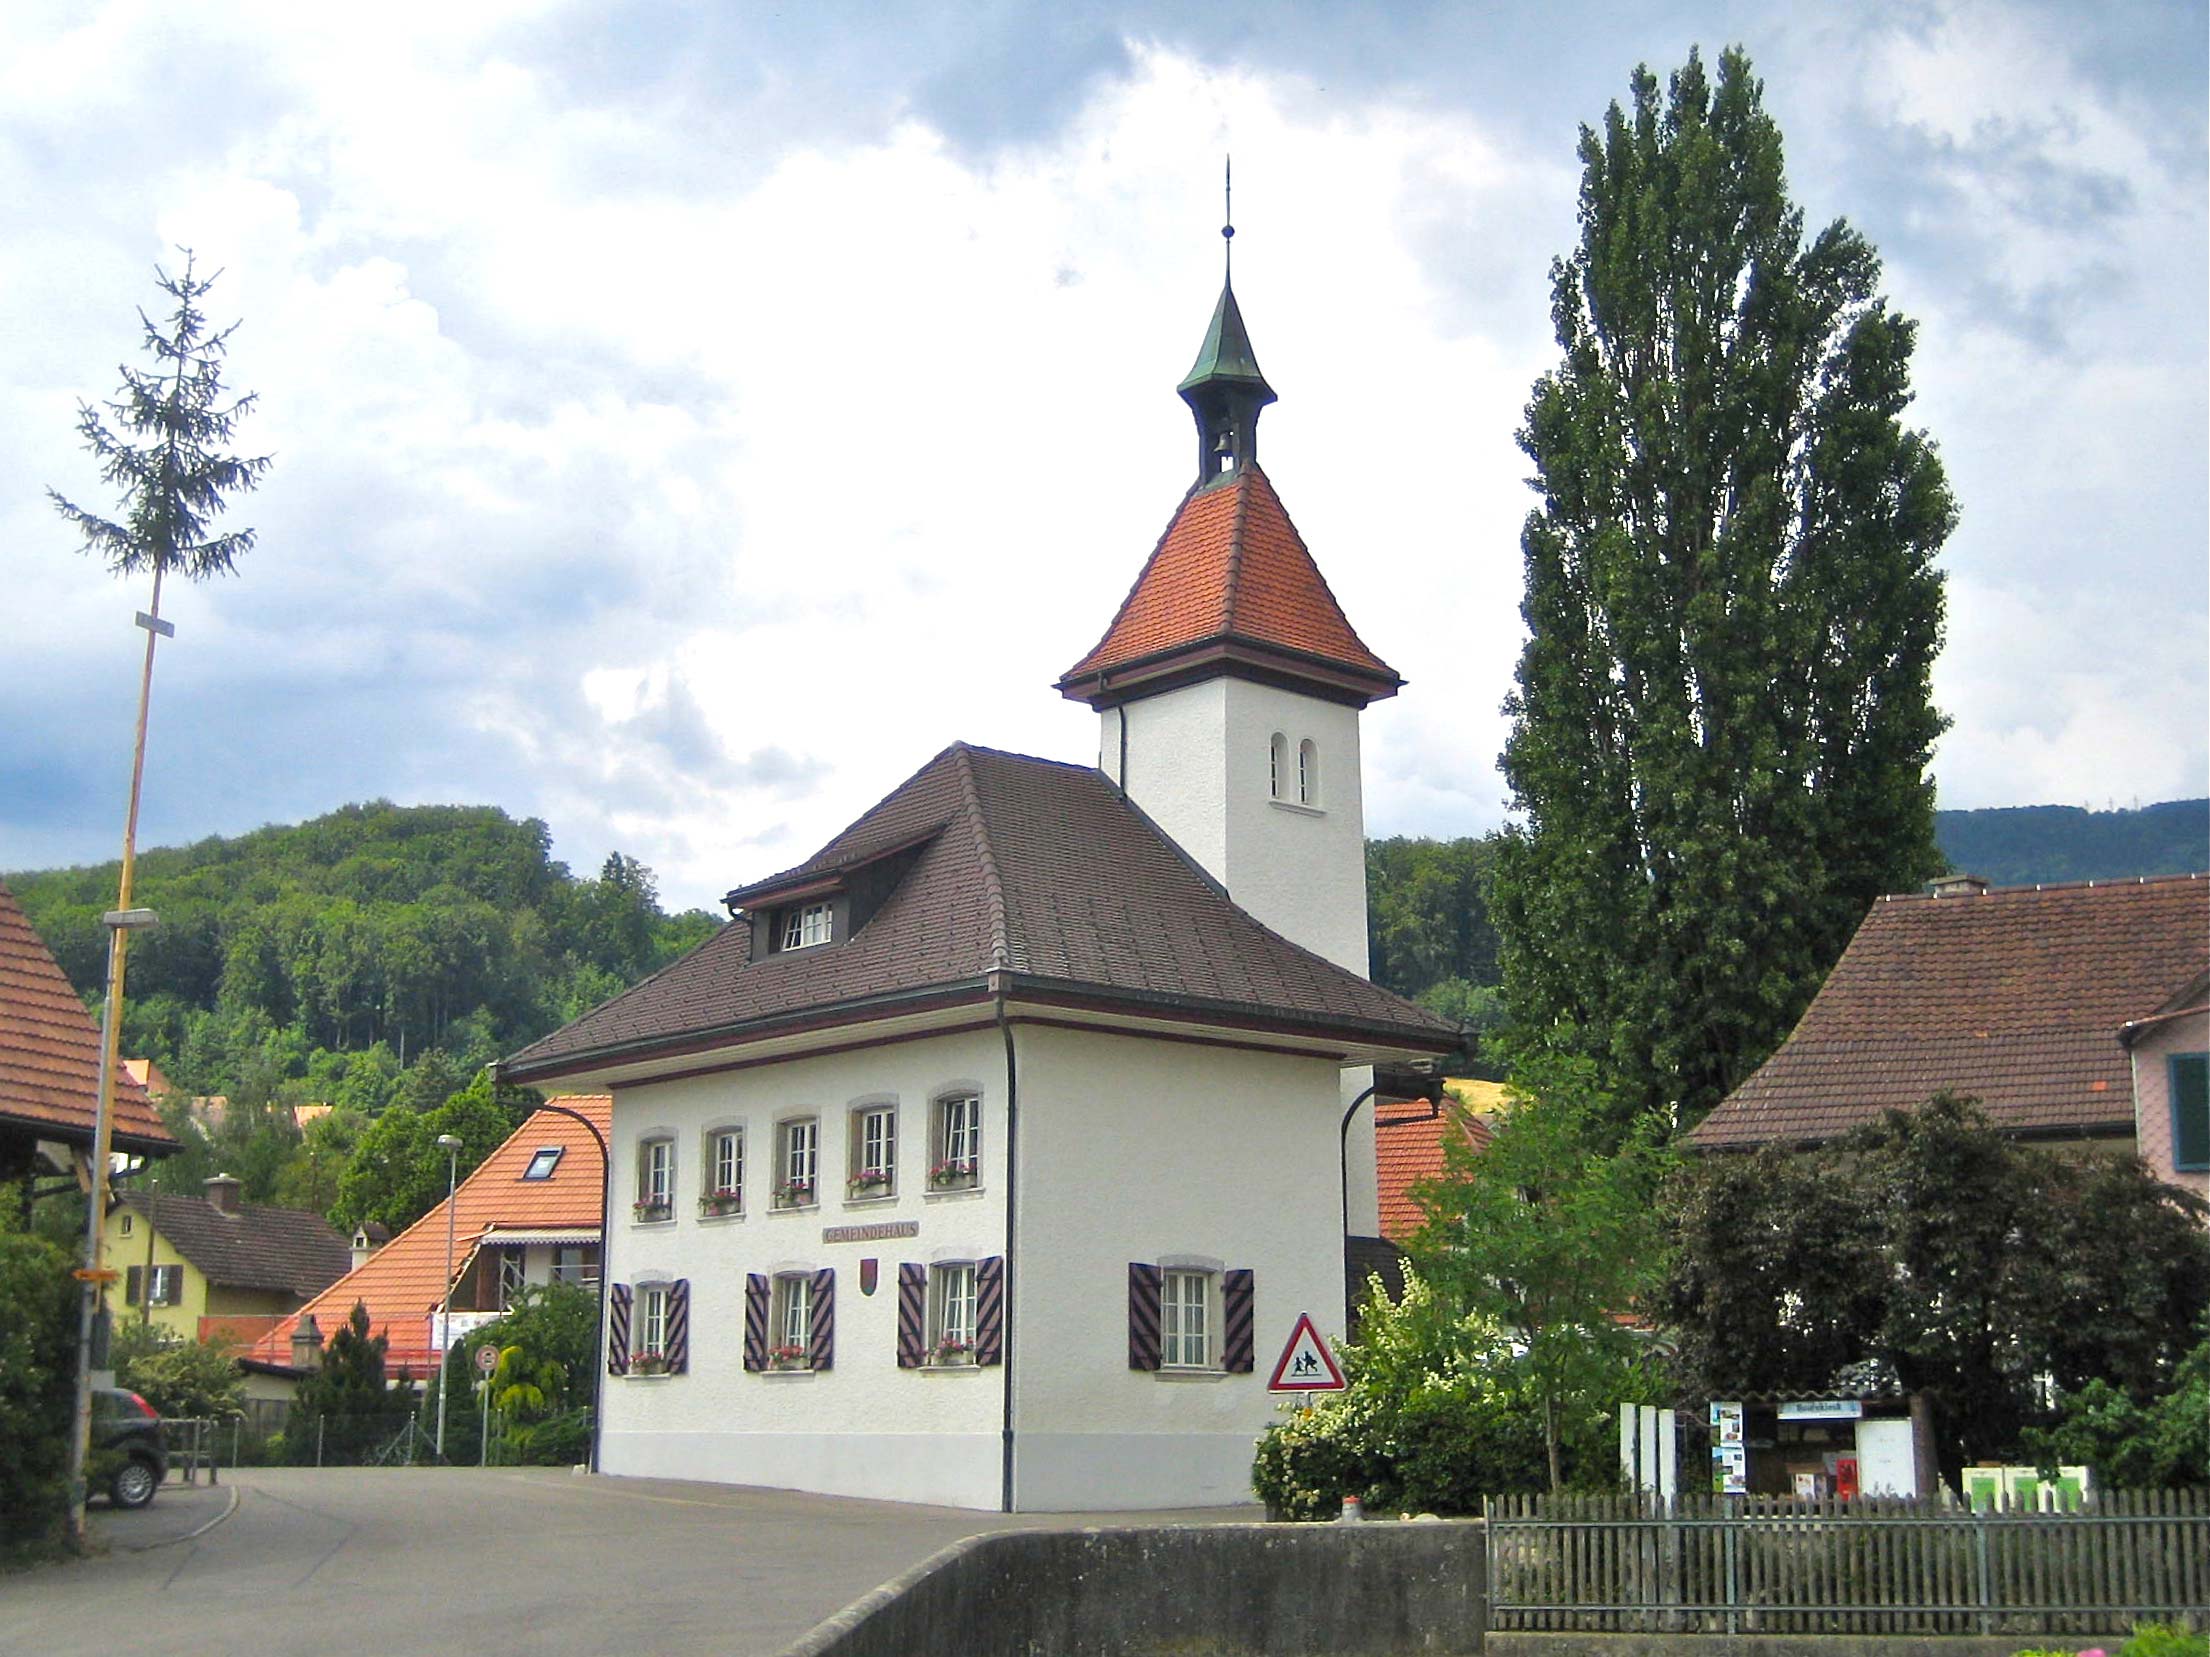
[632,1198,672,1222]
[847,1168,893,1198]
[930,1339,975,1366]
[632,1350,670,1375]
[928,1159,978,1190]
[771,1179,815,1209]
[768,1345,809,1371]
[699,1190,742,1217]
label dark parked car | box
[92,1388,168,1508]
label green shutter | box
[2170,1054,2209,1171]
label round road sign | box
[474,1342,499,1377]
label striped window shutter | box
[1222,1269,1255,1373]
[667,1279,691,1374]
[125,1265,144,1308]
[607,1283,633,1376]
[743,1274,769,1372]
[975,1256,1005,1366]
[809,1267,836,1371]
[1127,1262,1162,1371]
[896,1264,927,1369]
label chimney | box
[290,1312,323,1372]
[203,1173,243,1215]
[1929,873,1990,898]
[351,1225,381,1271]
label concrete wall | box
[1011,1026,1347,1511]
[788,1522,1486,1657]
[2131,1008,2208,1202]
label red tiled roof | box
[1688,875,2210,1150]
[1375,1091,1496,1244]
[242,1096,610,1372]
[1057,466,1400,705]
[507,745,1456,1083]
[0,881,170,1154]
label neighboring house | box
[1687,874,2210,1166]
[1374,1080,1503,1246]
[104,1175,353,1343]
[0,879,172,1198]
[2123,967,2209,1201]
[241,1096,611,1386]
[496,272,1457,1512]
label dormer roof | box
[1055,465,1402,709]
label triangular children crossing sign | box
[1267,1312,1346,1393]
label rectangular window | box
[704,1128,743,1214]
[138,1263,181,1307]
[120,1213,133,1237]
[848,1104,896,1198]
[931,1093,981,1189]
[522,1146,563,1181]
[1161,1269,1211,1369]
[638,1282,669,1369]
[771,1273,813,1366]
[930,1262,977,1363]
[2172,1053,2210,1172]
[552,1245,599,1288]
[775,1118,818,1207]
[635,1137,674,1220]
[781,902,832,950]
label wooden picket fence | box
[1484,1489,2210,1635]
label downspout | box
[995,980,1020,1513]
[1338,1081,1380,1246]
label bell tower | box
[1056,218,1401,979]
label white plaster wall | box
[1009,1025,1350,1511]
[597,1027,1009,1510]
[1102,678,1369,979]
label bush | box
[0,1231,80,1551]
[1251,1267,1633,1519]
[111,1324,246,1421]
[2123,1622,2207,1657]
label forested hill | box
[1933,799,2208,887]
[4,801,720,1113]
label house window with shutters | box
[125,1263,183,1309]
[702,1126,743,1216]
[774,1117,819,1208]
[929,1092,981,1190]
[897,1256,1004,1369]
[847,1102,896,1199]
[607,1278,689,1377]
[2171,1053,2209,1172]
[1127,1261,1255,1376]
[634,1135,674,1222]
[746,1267,835,1372]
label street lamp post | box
[65,905,159,1544]
[432,1133,464,1461]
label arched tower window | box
[1269,732,1287,800]
[1298,739,1319,806]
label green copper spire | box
[1178,163,1278,489]
[1177,281,1277,400]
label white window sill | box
[696,1209,745,1224]
[624,1371,676,1382]
[1155,1366,1232,1382]
[758,1367,817,1381]
[924,1185,987,1204]
[768,1202,820,1216]
[1269,799,1326,818]
[843,1191,898,1207]
[920,1362,984,1377]
[630,1215,676,1228]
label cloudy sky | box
[3,0,2203,912]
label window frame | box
[634,1135,675,1222]
[770,1272,814,1367]
[930,1092,982,1190]
[636,1281,670,1370]
[847,1101,897,1199]
[780,902,833,951]
[552,1244,599,1289]
[521,1146,564,1181]
[1297,738,1319,807]
[148,1263,182,1307]
[774,1116,820,1209]
[929,1261,978,1364]
[2170,1051,2210,1172]
[702,1126,744,1216]
[1268,731,1287,800]
[1160,1267,1214,1370]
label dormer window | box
[781,902,832,951]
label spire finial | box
[1221,155,1234,281]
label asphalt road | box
[6,1467,1263,1656]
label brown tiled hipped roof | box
[119,1190,353,1296]
[0,881,170,1154]
[1056,466,1401,707]
[243,1097,611,1373]
[1688,874,2210,1150]
[504,746,1455,1082]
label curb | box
[113,1483,240,1553]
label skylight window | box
[522,1146,564,1181]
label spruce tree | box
[1492,48,1955,1136]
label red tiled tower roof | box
[0,880,171,1155]
[1057,466,1401,709]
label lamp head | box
[435,1134,463,1151]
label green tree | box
[0,1230,78,1549]
[2020,1325,2210,1489]
[1659,1097,2210,1479]
[110,1326,245,1421]
[328,1069,520,1235]
[1407,1052,1674,1490]
[1491,47,1955,1138]
[288,1301,404,1462]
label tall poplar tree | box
[1492,48,1955,1136]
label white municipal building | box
[500,264,1457,1512]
